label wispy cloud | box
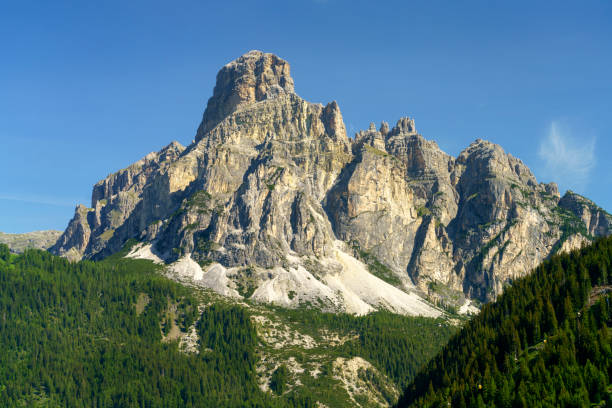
[0,194,80,208]
[538,121,596,191]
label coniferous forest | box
[2,235,611,407]
[397,236,612,408]
[0,244,454,407]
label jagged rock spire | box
[389,117,417,137]
[196,50,295,139]
[379,121,389,136]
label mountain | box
[51,50,612,312]
[0,230,61,253]
[396,235,612,407]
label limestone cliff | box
[51,50,612,310]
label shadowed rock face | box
[51,51,612,303]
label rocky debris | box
[157,244,442,317]
[326,132,419,281]
[0,230,62,253]
[332,357,399,407]
[52,50,612,307]
[251,309,396,406]
[252,314,318,350]
[125,242,164,264]
[178,303,206,354]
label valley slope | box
[0,244,455,407]
[397,235,612,407]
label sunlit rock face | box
[52,51,611,305]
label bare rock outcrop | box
[196,50,295,138]
[559,190,612,237]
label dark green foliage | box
[0,243,454,407]
[270,365,290,395]
[102,238,139,261]
[0,245,302,407]
[0,243,9,261]
[270,307,457,391]
[397,236,612,408]
[184,190,215,216]
[417,206,431,217]
[196,239,220,253]
[256,306,456,407]
[234,267,258,299]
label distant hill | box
[397,236,612,407]
[0,230,61,253]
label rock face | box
[197,50,295,137]
[51,50,612,308]
[558,191,612,237]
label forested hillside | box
[397,237,612,408]
[0,244,455,407]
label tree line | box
[397,236,612,408]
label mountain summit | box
[198,50,295,137]
[51,51,612,312]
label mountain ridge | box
[50,50,612,312]
[0,230,61,253]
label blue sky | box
[1,0,611,233]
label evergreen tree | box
[397,236,612,407]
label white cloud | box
[538,121,596,190]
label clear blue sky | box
[1,0,611,233]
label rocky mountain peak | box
[52,51,612,311]
[379,121,390,136]
[354,121,387,152]
[388,117,417,137]
[559,190,612,237]
[163,140,185,154]
[321,100,348,142]
[196,50,295,139]
[456,139,538,187]
[543,182,560,198]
